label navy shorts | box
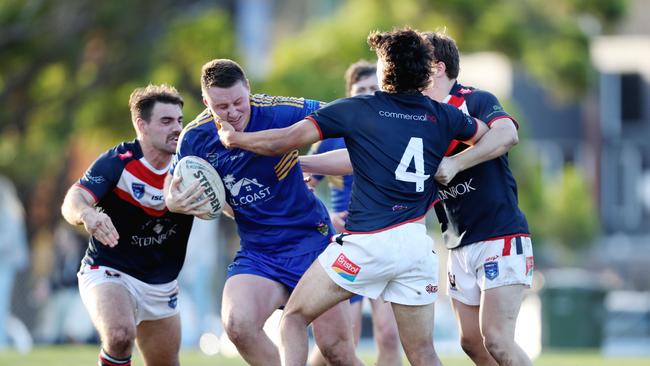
[227,247,323,291]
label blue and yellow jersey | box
[172,94,333,256]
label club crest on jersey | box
[332,253,360,282]
[484,261,499,280]
[317,222,329,236]
[132,182,145,199]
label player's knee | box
[483,335,508,362]
[318,338,354,366]
[104,325,135,353]
[222,313,257,346]
[375,324,401,353]
[459,335,483,358]
[280,307,309,330]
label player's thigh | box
[369,298,399,341]
[311,298,355,347]
[451,298,482,343]
[222,274,289,327]
[350,298,364,343]
[390,302,435,351]
[82,282,137,338]
[284,260,355,324]
[136,314,181,366]
[480,284,527,339]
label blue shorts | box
[227,247,322,291]
[350,294,364,304]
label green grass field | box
[1,346,649,366]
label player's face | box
[141,102,183,154]
[349,74,379,97]
[203,80,251,132]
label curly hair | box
[344,60,377,97]
[422,31,460,79]
[128,84,183,123]
[367,27,433,93]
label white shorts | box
[447,235,534,306]
[78,264,180,324]
[318,223,439,306]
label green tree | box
[0,0,235,230]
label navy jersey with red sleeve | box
[439,82,529,247]
[76,139,193,284]
[307,91,478,233]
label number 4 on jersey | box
[395,137,430,192]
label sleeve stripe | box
[487,116,519,130]
[75,183,99,203]
[305,116,323,140]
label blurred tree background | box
[0,0,625,257]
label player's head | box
[344,60,379,97]
[367,27,433,93]
[422,31,460,80]
[201,59,251,132]
[129,84,184,154]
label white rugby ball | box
[173,155,226,220]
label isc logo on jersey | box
[223,174,272,207]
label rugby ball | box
[173,156,226,220]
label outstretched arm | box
[61,185,119,247]
[300,148,353,176]
[218,119,321,156]
[435,118,518,185]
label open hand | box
[80,208,119,247]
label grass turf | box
[1,345,650,366]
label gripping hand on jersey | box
[435,156,460,186]
[80,208,119,247]
[165,175,211,216]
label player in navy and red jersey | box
[217,29,489,366]
[423,31,533,366]
[306,60,402,366]
[164,59,362,366]
[61,85,198,366]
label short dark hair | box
[201,59,247,90]
[344,60,377,97]
[423,31,460,79]
[367,27,433,93]
[128,84,183,122]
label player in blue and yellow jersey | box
[306,60,402,366]
[422,31,533,366]
[217,29,490,366]
[164,59,362,366]
[61,85,196,366]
